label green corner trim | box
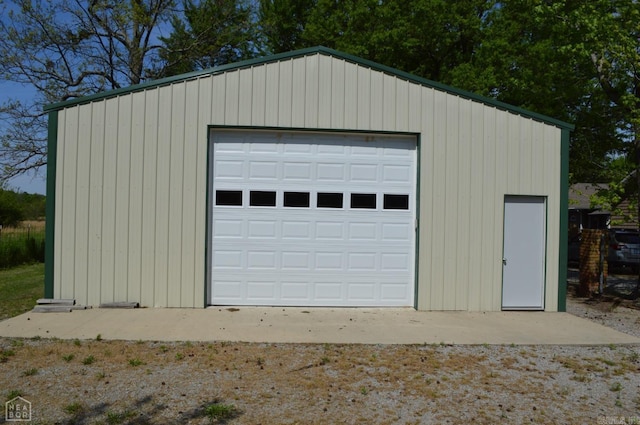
[44,111,58,299]
[44,46,573,131]
[557,128,570,312]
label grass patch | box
[105,410,136,425]
[62,354,75,362]
[21,368,38,377]
[63,402,84,415]
[128,358,145,367]
[0,263,44,320]
[82,355,96,365]
[204,402,238,422]
[0,226,45,269]
[6,390,22,401]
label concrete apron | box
[1,307,639,345]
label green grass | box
[204,402,238,422]
[0,263,44,320]
[0,229,45,269]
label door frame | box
[501,195,547,310]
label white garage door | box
[209,130,417,306]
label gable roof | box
[569,183,609,210]
[44,46,573,131]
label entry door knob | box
[502,258,507,266]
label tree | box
[258,0,314,53]
[158,0,261,76]
[0,189,24,226]
[259,0,495,84]
[0,0,176,183]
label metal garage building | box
[43,47,572,311]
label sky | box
[1,80,47,195]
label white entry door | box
[209,130,417,307]
[502,196,546,310]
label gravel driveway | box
[1,276,639,425]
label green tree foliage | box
[259,0,495,84]
[0,189,24,226]
[259,0,313,53]
[159,0,261,76]
[0,188,45,225]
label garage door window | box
[317,192,343,208]
[250,191,276,207]
[351,193,376,209]
[383,194,409,210]
[284,192,310,208]
[216,190,242,206]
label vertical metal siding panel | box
[455,99,472,310]
[278,60,293,127]
[530,122,545,194]
[264,63,279,126]
[519,119,533,194]
[369,70,383,131]
[140,89,159,307]
[114,95,132,303]
[304,55,319,128]
[506,113,520,194]
[317,56,332,128]
[74,105,92,305]
[211,74,226,125]
[429,90,448,310]
[479,107,497,311]
[251,65,266,126]
[492,110,509,310]
[101,98,119,303]
[61,107,79,300]
[128,91,146,304]
[291,57,306,127]
[408,83,422,133]
[238,68,253,126]
[180,79,200,307]
[395,79,409,132]
[343,61,357,128]
[330,57,345,128]
[154,86,172,307]
[417,87,435,310]
[382,76,396,131]
[168,83,186,307]
[356,66,370,129]
[467,102,485,311]
[87,102,105,305]
[442,96,459,310]
[225,71,240,125]
[196,77,214,307]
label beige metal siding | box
[54,53,562,310]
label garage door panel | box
[249,161,278,179]
[215,160,244,179]
[281,221,311,239]
[210,130,416,307]
[247,220,277,238]
[212,219,243,238]
[281,251,311,270]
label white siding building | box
[44,47,572,311]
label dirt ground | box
[1,277,639,425]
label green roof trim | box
[557,128,571,312]
[44,46,574,130]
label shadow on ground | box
[568,267,640,306]
[59,395,241,425]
